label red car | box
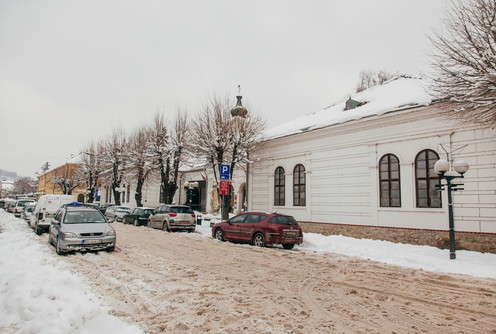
[211,212,303,249]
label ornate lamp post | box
[433,159,469,259]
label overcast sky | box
[0,0,450,178]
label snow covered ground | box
[0,211,143,334]
[1,210,495,333]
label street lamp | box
[434,158,469,260]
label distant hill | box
[0,169,18,181]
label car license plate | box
[82,239,101,244]
[284,230,297,236]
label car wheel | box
[282,243,295,250]
[56,238,64,255]
[253,233,265,247]
[34,223,42,235]
[107,246,115,252]
[163,222,169,232]
[134,218,138,226]
[214,228,224,241]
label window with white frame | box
[415,149,441,208]
[379,154,401,207]
[293,164,306,206]
[274,166,285,206]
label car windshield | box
[17,200,34,207]
[268,215,299,226]
[170,207,193,214]
[143,209,155,214]
[64,211,106,224]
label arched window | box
[293,164,306,206]
[379,154,401,207]
[274,167,285,206]
[415,149,441,208]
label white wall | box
[102,166,248,214]
[249,105,496,233]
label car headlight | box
[61,232,78,238]
[106,229,116,236]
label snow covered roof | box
[1,181,14,190]
[264,76,433,140]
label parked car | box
[211,212,303,250]
[30,194,75,235]
[98,203,112,215]
[105,206,131,222]
[123,207,155,226]
[20,202,36,222]
[48,205,116,255]
[5,199,17,214]
[85,203,100,211]
[13,198,36,217]
[148,205,196,232]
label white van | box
[30,195,75,235]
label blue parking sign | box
[220,164,230,180]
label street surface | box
[48,223,496,334]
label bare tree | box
[13,177,37,195]
[101,129,127,205]
[51,175,78,195]
[191,95,265,219]
[125,126,154,207]
[40,162,50,173]
[148,111,189,205]
[356,70,397,93]
[75,142,104,203]
[429,0,496,125]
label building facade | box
[99,166,248,215]
[36,163,87,202]
[248,78,496,253]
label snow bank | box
[197,223,496,279]
[0,211,143,334]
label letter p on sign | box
[220,164,230,180]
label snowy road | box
[44,222,496,334]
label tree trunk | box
[135,177,144,207]
[112,180,121,205]
[88,189,95,203]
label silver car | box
[104,206,131,222]
[49,206,116,255]
[20,202,36,222]
[14,198,36,217]
[148,205,196,232]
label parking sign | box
[220,164,230,180]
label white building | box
[100,164,248,214]
[248,77,495,252]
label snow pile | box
[197,223,496,279]
[0,211,142,334]
[298,232,496,279]
[264,76,432,139]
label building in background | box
[248,77,496,253]
[36,163,87,202]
